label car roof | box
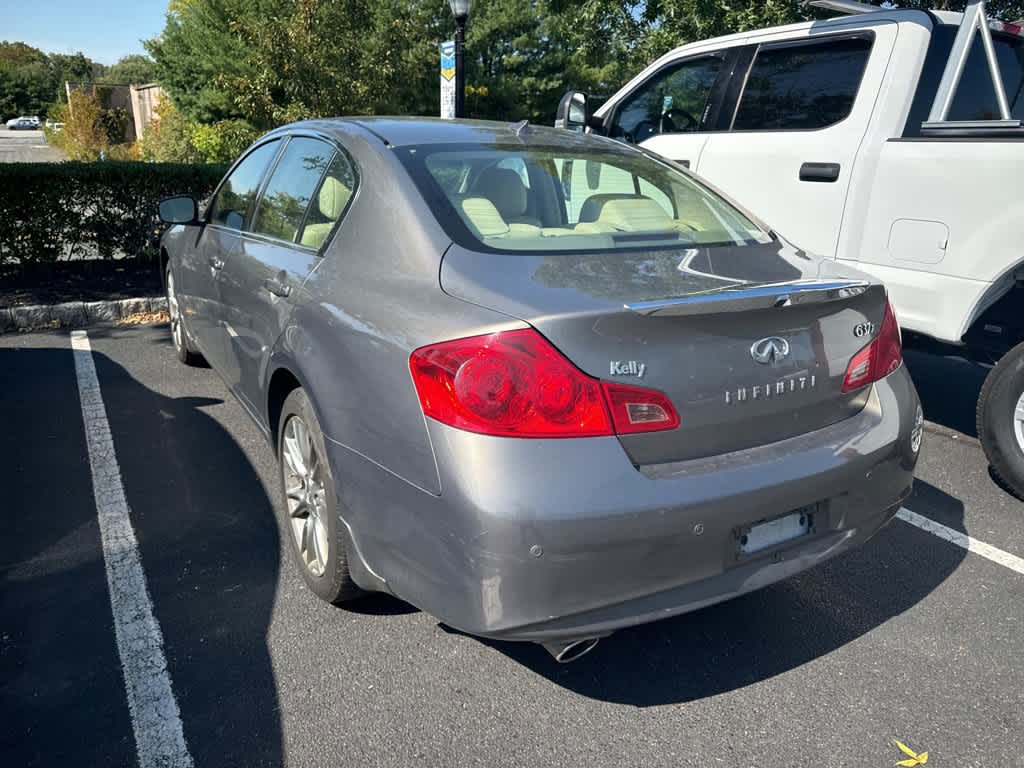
[281,116,627,152]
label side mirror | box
[554,91,590,133]
[159,195,199,225]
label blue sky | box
[1,0,168,64]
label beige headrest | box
[597,197,673,231]
[459,197,510,237]
[319,176,351,220]
[471,167,528,219]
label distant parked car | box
[7,117,36,130]
[158,118,922,662]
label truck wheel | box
[977,340,1024,500]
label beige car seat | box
[301,176,351,249]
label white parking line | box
[71,330,193,768]
[897,507,1024,576]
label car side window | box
[297,150,357,250]
[949,33,1024,120]
[611,55,724,143]
[251,137,336,244]
[732,36,873,131]
[208,140,280,230]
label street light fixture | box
[448,0,473,118]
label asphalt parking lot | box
[0,125,65,162]
[2,324,1023,767]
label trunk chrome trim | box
[623,279,870,316]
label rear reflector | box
[842,301,903,393]
[409,329,679,438]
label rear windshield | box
[397,143,771,253]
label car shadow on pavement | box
[472,479,966,706]
[0,345,285,767]
[903,347,988,438]
[87,348,285,767]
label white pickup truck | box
[557,0,1024,497]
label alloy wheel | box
[1014,391,1024,456]
[282,415,330,577]
[166,270,184,352]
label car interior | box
[424,150,768,251]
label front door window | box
[610,56,724,143]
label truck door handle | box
[209,256,224,270]
[263,277,291,298]
[799,162,840,182]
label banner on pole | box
[440,41,456,120]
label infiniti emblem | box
[750,336,790,365]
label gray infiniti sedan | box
[158,118,922,662]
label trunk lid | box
[440,240,887,465]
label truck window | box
[732,36,873,131]
[948,33,1024,120]
[610,56,724,144]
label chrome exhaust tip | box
[542,637,601,663]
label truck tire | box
[977,340,1024,500]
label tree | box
[0,43,107,117]
[146,0,1024,132]
[102,54,158,85]
[57,89,110,160]
[146,0,272,124]
[138,96,202,162]
[0,42,54,117]
[50,52,99,103]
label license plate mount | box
[739,505,815,555]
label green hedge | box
[0,161,228,266]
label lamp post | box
[449,0,472,118]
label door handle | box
[263,278,291,298]
[799,162,841,183]
[209,256,224,270]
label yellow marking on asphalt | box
[894,739,928,766]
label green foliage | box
[139,97,202,163]
[0,161,227,265]
[101,54,158,85]
[49,52,101,101]
[147,0,1024,129]
[0,42,53,117]
[139,96,260,163]
[53,90,137,161]
[189,120,261,163]
[145,0,264,124]
[59,89,109,161]
[0,41,105,118]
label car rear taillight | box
[841,301,903,393]
[601,381,680,434]
[409,329,679,438]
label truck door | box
[696,23,898,258]
[601,48,740,170]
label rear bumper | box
[332,366,919,644]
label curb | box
[923,420,981,448]
[0,296,168,334]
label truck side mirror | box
[555,91,590,133]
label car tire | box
[977,339,1024,501]
[277,388,363,604]
[165,266,204,366]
